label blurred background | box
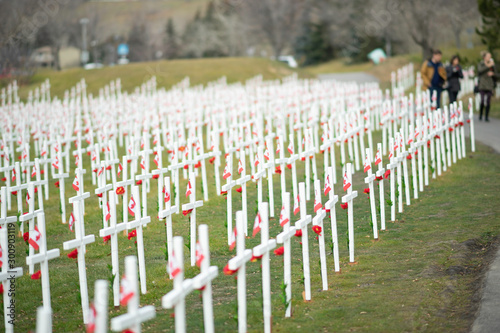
[0,0,497,92]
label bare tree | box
[398,0,447,60]
[445,0,479,49]
[239,0,306,57]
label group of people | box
[420,49,498,122]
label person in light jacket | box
[477,51,499,122]
[446,55,463,104]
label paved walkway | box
[468,115,500,333]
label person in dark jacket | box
[421,49,447,108]
[446,55,463,104]
[477,51,499,121]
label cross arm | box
[111,305,156,331]
[26,248,60,265]
[162,279,194,308]
[253,239,277,257]
[341,191,358,203]
[192,266,218,290]
[228,249,252,271]
[295,216,312,229]
[276,226,297,243]
[63,235,96,250]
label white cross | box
[110,256,156,333]
[182,172,203,266]
[386,138,398,222]
[312,180,328,290]
[228,210,253,333]
[192,224,218,333]
[91,279,109,333]
[169,142,185,210]
[295,182,313,301]
[95,161,113,228]
[407,125,420,200]
[158,176,177,274]
[468,98,475,152]
[287,133,299,203]
[1,225,23,333]
[373,143,386,231]
[100,191,128,307]
[263,137,275,217]
[10,162,28,221]
[253,146,267,222]
[128,185,151,294]
[341,163,358,263]
[222,155,238,245]
[25,212,61,310]
[398,130,411,207]
[63,196,96,323]
[324,166,340,272]
[235,148,251,235]
[276,192,295,317]
[363,148,378,240]
[116,155,135,224]
[19,183,42,274]
[162,236,194,333]
[0,152,14,210]
[52,145,70,224]
[252,202,276,332]
[136,151,153,218]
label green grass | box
[19,57,310,100]
[2,122,500,332]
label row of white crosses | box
[1,69,478,332]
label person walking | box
[477,51,499,122]
[446,55,463,104]
[421,49,447,109]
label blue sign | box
[117,44,129,56]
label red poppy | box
[384,170,390,179]
[127,159,132,163]
[341,202,348,210]
[194,161,201,169]
[23,232,29,242]
[275,166,282,174]
[363,188,370,194]
[31,270,41,280]
[103,235,111,243]
[0,283,3,293]
[295,229,302,237]
[40,170,44,175]
[67,249,78,259]
[286,164,292,170]
[449,127,454,132]
[459,121,464,126]
[183,164,189,170]
[375,176,383,181]
[1,177,6,182]
[106,165,112,170]
[116,186,125,195]
[209,157,216,164]
[152,174,160,179]
[223,264,238,275]
[97,193,103,198]
[122,330,134,333]
[178,146,185,152]
[435,135,440,140]
[250,254,263,262]
[236,187,242,193]
[182,209,193,216]
[220,190,227,196]
[128,230,137,240]
[274,246,284,256]
[301,157,305,161]
[54,181,60,188]
[427,140,431,148]
[312,225,322,236]
[136,180,142,185]
[11,191,17,195]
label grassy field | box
[18,57,308,100]
[2,120,500,332]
